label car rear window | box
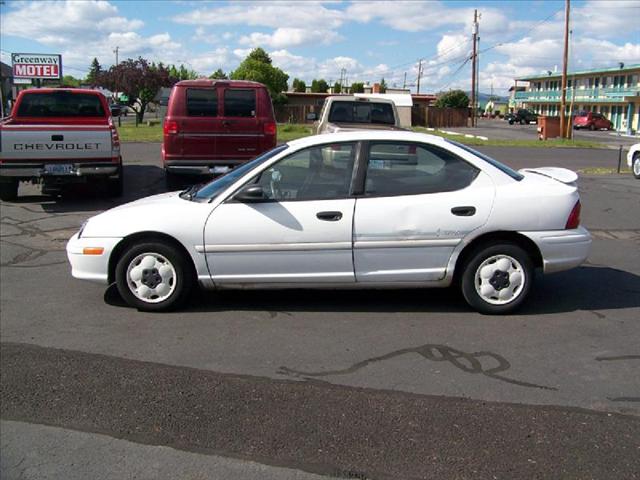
[328,101,395,125]
[224,89,256,117]
[17,92,106,117]
[446,140,524,181]
[186,88,218,117]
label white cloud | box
[174,1,344,29]
[239,28,343,49]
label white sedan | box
[67,131,591,314]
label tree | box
[434,89,470,108]
[333,82,342,94]
[209,68,228,79]
[349,82,364,93]
[230,48,289,103]
[379,78,387,93]
[310,79,329,93]
[292,78,306,92]
[86,57,102,86]
[60,75,81,87]
[99,57,174,123]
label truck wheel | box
[115,241,194,311]
[633,154,640,179]
[519,119,525,125]
[460,243,534,315]
[0,180,19,201]
[589,123,596,131]
[106,166,124,197]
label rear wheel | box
[589,123,596,131]
[106,166,124,197]
[0,180,19,201]
[461,243,534,315]
[633,153,640,179]
[115,241,194,311]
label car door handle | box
[451,206,476,216]
[316,211,343,221]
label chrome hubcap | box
[475,255,525,305]
[126,253,176,303]
[633,158,640,176]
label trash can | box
[537,116,561,140]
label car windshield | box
[190,144,289,201]
[446,140,524,181]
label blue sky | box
[1,0,639,95]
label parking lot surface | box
[1,143,639,479]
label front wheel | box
[633,154,640,179]
[460,243,534,315]
[115,241,194,311]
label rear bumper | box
[0,162,120,179]
[164,159,247,175]
[520,226,592,274]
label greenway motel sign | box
[12,53,62,79]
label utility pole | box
[416,59,423,94]
[113,46,120,125]
[403,72,407,90]
[471,9,478,127]
[559,0,570,138]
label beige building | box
[514,63,640,134]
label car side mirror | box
[306,112,318,121]
[234,184,266,202]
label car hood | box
[81,191,211,238]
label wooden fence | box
[412,106,469,128]
[275,105,319,124]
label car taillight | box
[164,120,179,135]
[565,200,581,229]
[263,122,276,136]
[109,123,120,148]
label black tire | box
[519,118,525,125]
[106,166,124,197]
[589,123,596,131]
[633,154,640,180]
[460,243,534,315]
[0,180,19,201]
[115,241,194,311]
[508,120,514,125]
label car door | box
[219,87,260,161]
[353,141,495,283]
[180,87,221,161]
[203,142,359,284]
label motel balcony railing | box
[514,87,639,103]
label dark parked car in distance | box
[573,111,613,130]
[162,79,277,189]
[505,109,539,125]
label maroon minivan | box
[162,80,277,187]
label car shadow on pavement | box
[5,165,169,214]
[104,265,640,315]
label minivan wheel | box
[0,180,19,201]
[633,154,640,179]
[461,243,533,315]
[115,241,194,311]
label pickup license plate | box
[44,164,74,175]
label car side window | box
[364,142,480,197]
[224,89,256,117]
[186,89,218,117]
[255,143,356,201]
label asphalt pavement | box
[1,142,639,479]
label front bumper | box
[520,226,592,274]
[66,233,122,284]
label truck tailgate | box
[0,125,114,163]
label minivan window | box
[17,92,105,117]
[224,89,256,117]
[186,89,218,117]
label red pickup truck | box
[0,88,122,201]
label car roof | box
[286,130,449,149]
[174,79,266,88]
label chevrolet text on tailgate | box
[0,88,122,201]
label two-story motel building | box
[514,63,639,134]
